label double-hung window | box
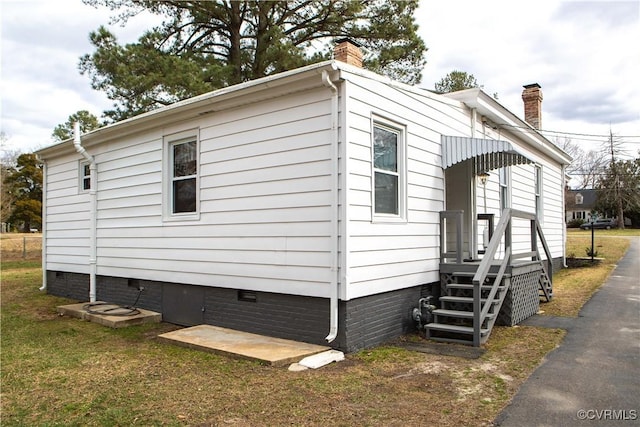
[165,131,199,219]
[372,119,405,219]
[499,167,510,212]
[534,165,543,220]
[80,162,91,191]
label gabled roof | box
[37,59,572,168]
[566,189,597,210]
[37,60,341,159]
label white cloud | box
[416,0,640,156]
[1,0,638,158]
[1,0,160,153]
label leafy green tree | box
[434,70,479,93]
[595,155,640,227]
[3,153,43,232]
[52,110,101,142]
[1,133,19,227]
[80,0,427,121]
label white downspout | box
[471,108,477,137]
[73,122,98,302]
[470,108,478,259]
[322,69,339,343]
[39,160,47,291]
[561,164,568,268]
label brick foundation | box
[45,270,436,353]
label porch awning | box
[441,135,533,171]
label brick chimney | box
[334,38,363,68]
[522,83,543,129]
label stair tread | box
[433,309,496,319]
[451,271,511,278]
[425,323,489,335]
[446,283,507,290]
[440,296,500,303]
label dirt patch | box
[397,339,486,359]
[566,257,602,268]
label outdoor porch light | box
[477,171,490,186]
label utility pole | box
[608,129,625,229]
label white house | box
[37,40,571,351]
[565,189,597,223]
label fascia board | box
[37,61,340,160]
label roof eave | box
[37,60,340,159]
[445,89,572,165]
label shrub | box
[585,247,599,257]
[567,218,585,228]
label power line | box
[499,123,640,140]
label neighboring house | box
[565,189,597,222]
[36,40,571,351]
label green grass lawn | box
[541,230,634,316]
[1,230,634,426]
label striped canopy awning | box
[441,135,533,172]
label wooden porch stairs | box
[425,272,509,345]
[421,208,554,347]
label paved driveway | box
[495,237,640,426]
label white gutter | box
[39,161,47,292]
[322,69,340,343]
[37,61,342,160]
[74,122,98,302]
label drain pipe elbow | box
[322,70,339,343]
[74,122,92,164]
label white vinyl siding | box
[343,73,454,299]
[43,86,336,298]
[45,155,92,272]
[508,157,563,259]
[40,64,569,304]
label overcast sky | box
[1,0,639,158]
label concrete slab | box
[158,325,330,367]
[57,302,162,328]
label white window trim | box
[535,164,544,222]
[163,129,200,222]
[499,167,511,212]
[370,115,407,223]
[78,160,91,193]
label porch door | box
[444,161,476,260]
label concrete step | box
[158,325,330,367]
[57,302,161,328]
